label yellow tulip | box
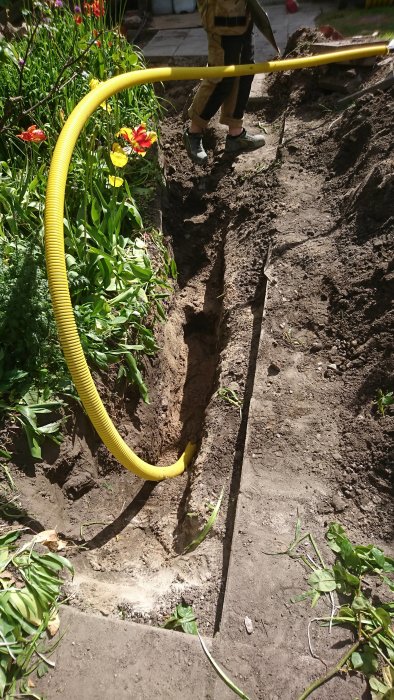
[110,143,128,168]
[108,175,124,187]
[89,78,112,113]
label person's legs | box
[188,33,241,131]
[184,32,243,163]
[220,26,254,132]
[222,27,266,153]
[184,26,265,161]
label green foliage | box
[216,387,243,409]
[273,521,394,699]
[0,388,65,460]
[0,528,73,697]
[162,602,251,699]
[374,390,394,417]
[0,1,175,455]
[184,488,224,553]
[162,604,198,635]
[326,522,394,582]
[316,7,394,41]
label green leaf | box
[326,522,347,552]
[37,661,49,678]
[0,530,21,549]
[351,645,378,676]
[336,605,355,620]
[370,675,392,699]
[91,196,101,226]
[333,561,360,592]
[381,576,394,592]
[308,568,337,593]
[17,418,41,459]
[351,651,364,669]
[39,552,74,576]
[124,353,149,403]
[1,598,37,636]
[170,258,177,278]
[370,546,387,570]
[352,594,370,612]
[0,662,6,698]
[311,590,321,608]
[8,590,43,627]
[290,591,313,604]
[184,488,224,553]
[129,262,152,282]
[375,607,392,630]
[0,447,12,459]
[37,420,62,436]
[162,604,198,634]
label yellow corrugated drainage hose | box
[45,43,391,480]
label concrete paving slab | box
[142,3,325,61]
[37,607,213,700]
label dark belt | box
[214,15,247,26]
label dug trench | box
[2,31,394,698]
[2,98,270,632]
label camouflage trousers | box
[188,25,254,129]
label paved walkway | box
[142,3,324,62]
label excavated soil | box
[1,31,393,696]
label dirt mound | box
[264,46,393,541]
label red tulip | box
[117,124,157,156]
[92,0,105,17]
[17,125,47,142]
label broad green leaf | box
[129,262,152,282]
[18,419,41,459]
[370,546,387,570]
[351,645,378,676]
[370,675,392,699]
[311,590,320,608]
[37,420,62,436]
[1,599,37,636]
[351,652,364,669]
[333,561,360,592]
[308,568,337,593]
[0,530,21,548]
[91,196,101,225]
[352,594,370,612]
[8,590,43,626]
[375,607,392,630]
[37,661,49,678]
[326,522,347,552]
[39,552,74,575]
[0,547,9,565]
